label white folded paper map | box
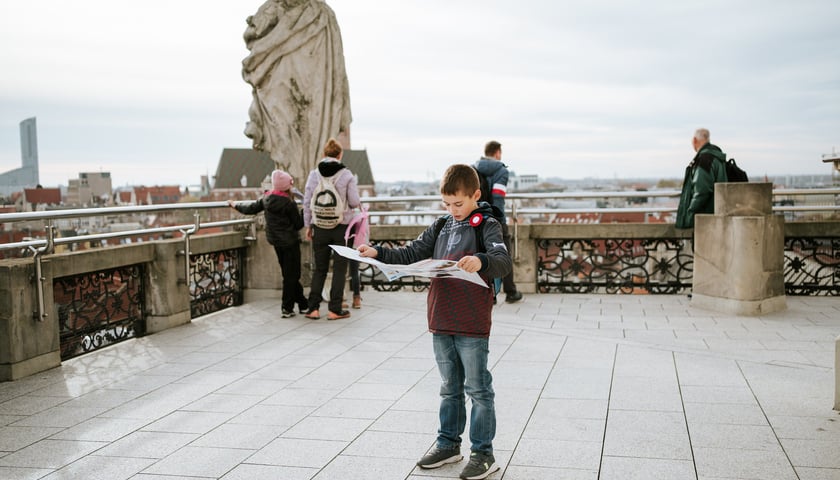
[330,245,488,288]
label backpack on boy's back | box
[310,173,346,229]
[472,165,494,207]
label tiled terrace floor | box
[1,292,839,480]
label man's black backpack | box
[472,165,493,205]
[724,158,748,182]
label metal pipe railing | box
[1,189,836,253]
[360,205,839,218]
[359,191,683,203]
[360,188,840,203]
[1,189,836,226]
[0,201,230,224]
[0,219,253,253]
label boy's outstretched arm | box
[359,222,438,265]
[476,219,512,279]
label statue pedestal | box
[691,183,786,316]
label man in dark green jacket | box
[676,128,728,228]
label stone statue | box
[242,0,352,183]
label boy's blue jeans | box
[432,334,495,455]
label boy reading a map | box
[357,164,511,480]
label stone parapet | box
[0,232,249,380]
[0,258,60,380]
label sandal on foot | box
[304,309,320,320]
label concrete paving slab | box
[140,445,254,477]
[600,456,695,480]
[246,437,347,468]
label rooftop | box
[0,291,838,479]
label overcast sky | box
[1,0,839,188]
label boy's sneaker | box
[416,446,462,469]
[459,451,499,479]
[281,309,295,318]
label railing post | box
[178,212,200,285]
[31,222,55,321]
[511,200,518,261]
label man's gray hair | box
[694,128,710,142]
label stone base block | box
[690,293,786,316]
[693,215,785,301]
[146,310,192,334]
[0,350,61,382]
[518,281,537,294]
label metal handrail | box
[363,205,840,218]
[358,191,681,204]
[360,188,840,204]
[1,188,837,247]
[0,201,230,224]
[0,219,253,252]
[770,188,840,195]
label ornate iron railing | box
[359,240,432,292]
[784,237,840,295]
[536,237,694,294]
[362,232,840,296]
[361,235,697,295]
[54,264,146,360]
[189,248,245,318]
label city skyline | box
[1,1,839,188]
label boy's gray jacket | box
[375,203,512,337]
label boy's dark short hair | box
[484,140,502,157]
[440,164,480,196]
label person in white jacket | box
[301,138,360,320]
